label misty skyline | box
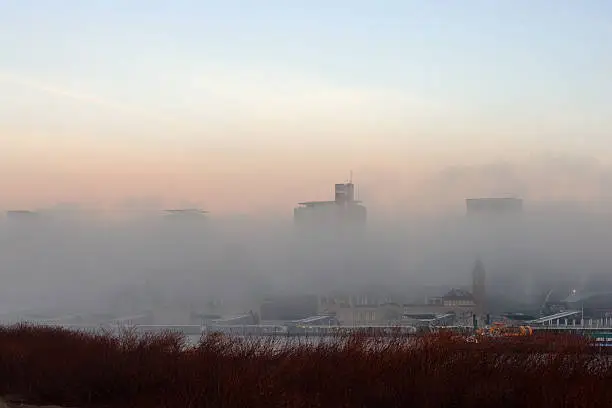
[4,153,612,217]
[2,2,612,213]
[2,204,612,316]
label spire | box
[472,258,486,315]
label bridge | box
[293,315,337,326]
[527,310,582,325]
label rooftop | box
[297,200,363,207]
[466,197,522,202]
[442,289,474,301]
[164,209,208,214]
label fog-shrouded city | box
[4,2,612,406]
[3,171,612,332]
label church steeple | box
[472,258,486,315]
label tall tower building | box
[334,182,355,205]
[292,179,367,289]
[472,258,486,315]
[294,180,366,228]
[464,197,533,305]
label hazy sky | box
[1,1,612,213]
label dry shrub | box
[0,325,610,407]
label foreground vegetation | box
[0,325,610,407]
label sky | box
[1,1,612,214]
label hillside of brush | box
[0,324,610,407]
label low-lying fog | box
[1,204,612,318]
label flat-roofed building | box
[294,181,366,228]
[466,197,523,217]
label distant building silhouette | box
[465,197,530,308]
[294,181,366,228]
[163,209,208,220]
[427,289,476,308]
[472,259,486,315]
[466,197,523,217]
[5,210,39,220]
[260,295,319,321]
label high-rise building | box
[334,182,355,204]
[294,181,366,228]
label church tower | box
[472,258,486,315]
